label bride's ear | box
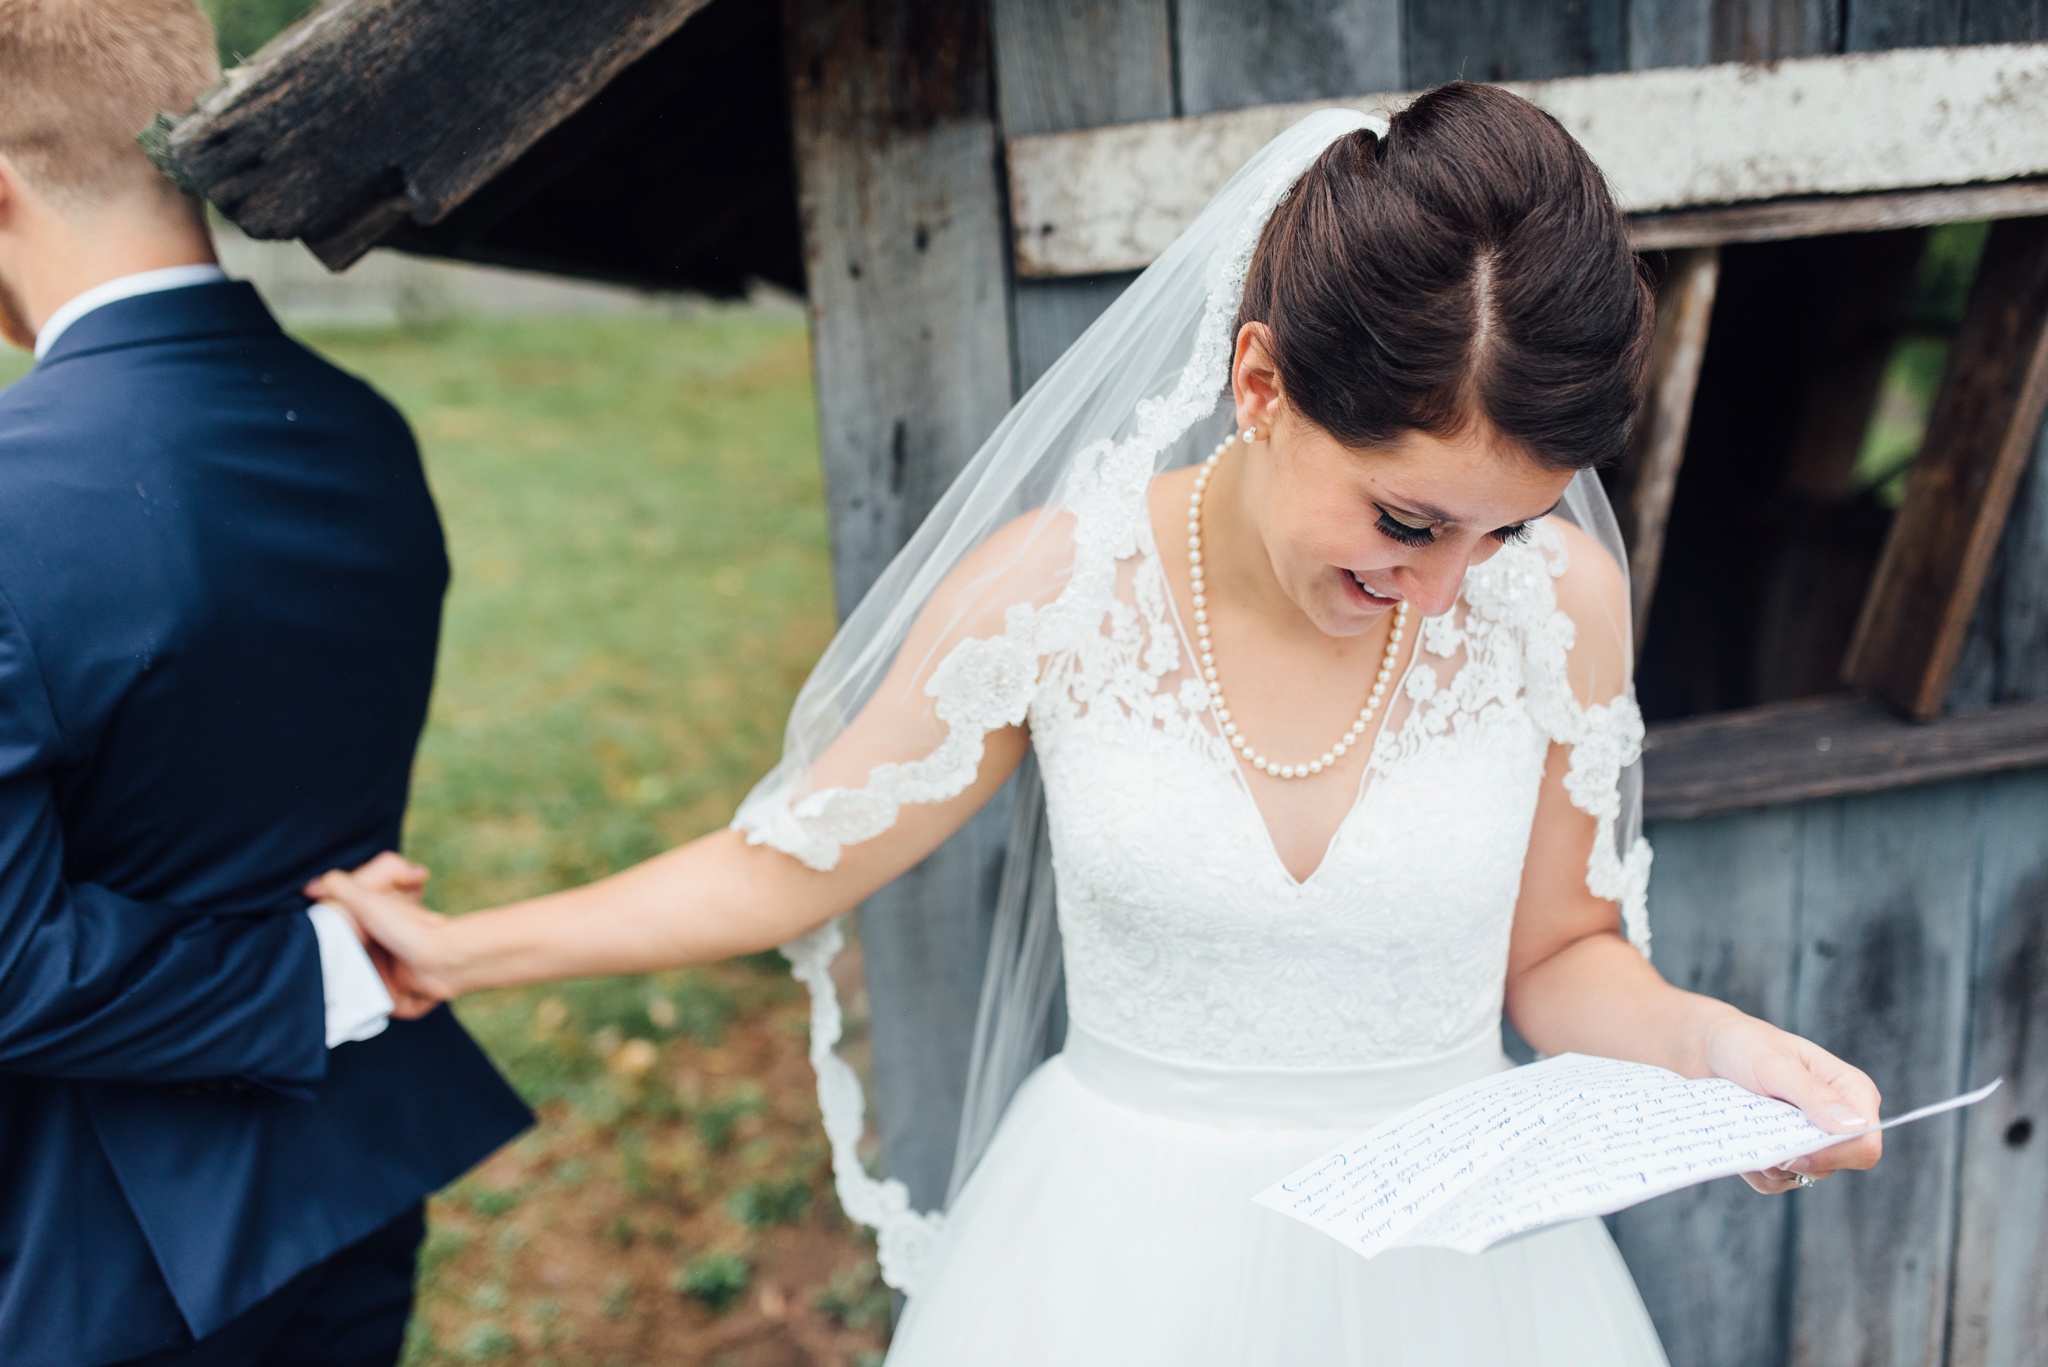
[1231,322,1285,435]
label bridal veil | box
[729,108,1652,1292]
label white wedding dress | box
[743,482,1669,1364]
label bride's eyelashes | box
[1371,504,1533,549]
[1373,505,1436,548]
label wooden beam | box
[784,0,1017,1213]
[160,0,714,265]
[1004,42,2048,278]
[1615,246,1718,643]
[1787,782,1977,1367]
[1640,694,2048,821]
[991,0,1175,394]
[1402,0,1623,86]
[1844,217,2048,719]
[1950,416,2048,710]
[1629,180,2048,251]
[1176,0,1401,114]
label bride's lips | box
[1339,567,1403,611]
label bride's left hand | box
[1700,1012,1883,1194]
[308,853,453,1019]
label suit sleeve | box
[0,590,329,1092]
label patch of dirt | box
[409,948,890,1367]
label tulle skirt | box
[887,1026,1670,1366]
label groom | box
[0,3,529,1364]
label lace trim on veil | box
[779,919,943,1290]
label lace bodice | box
[1031,519,1562,1069]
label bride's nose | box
[1390,555,1466,619]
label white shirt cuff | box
[306,902,394,1047]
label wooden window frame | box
[1621,195,2048,723]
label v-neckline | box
[1139,501,1424,890]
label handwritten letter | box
[1253,1054,1999,1259]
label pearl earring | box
[1242,426,1258,444]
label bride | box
[318,84,1882,1364]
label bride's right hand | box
[307,861,469,1006]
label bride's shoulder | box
[1539,518,1628,631]
[1468,516,1629,708]
[917,504,1084,635]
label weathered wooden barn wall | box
[783,5,2048,1361]
[781,0,1020,1206]
[1620,767,2048,1367]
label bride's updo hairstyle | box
[1237,82,1653,471]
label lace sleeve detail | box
[1511,526,1655,958]
[728,434,1154,1289]
[781,919,946,1292]
[733,624,1042,872]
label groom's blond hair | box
[0,0,219,208]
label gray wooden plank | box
[1631,182,2048,253]
[1011,274,1136,394]
[1946,768,2048,1367]
[1176,0,1403,115]
[1625,0,1839,66]
[1788,783,1981,1367]
[786,0,1018,1209]
[1950,418,2048,711]
[1610,807,1803,1367]
[1628,0,1712,68]
[1641,695,2048,821]
[1844,0,1964,51]
[1618,246,1720,640]
[1404,0,1624,86]
[990,0,1170,396]
[1963,1,2048,43]
[1006,47,2048,278]
[990,0,1173,137]
[1707,0,1840,60]
[1988,425,2048,703]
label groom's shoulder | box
[0,317,411,465]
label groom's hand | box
[320,853,442,1019]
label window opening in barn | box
[1630,222,1994,724]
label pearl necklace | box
[1187,438,1410,781]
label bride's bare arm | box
[311,513,1064,1002]
[1501,521,1882,1189]
[314,735,1026,1000]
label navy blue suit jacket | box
[0,282,531,1366]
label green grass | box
[301,315,829,914]
[304,313,855,1363]
[296,313,835,1102]
[301,312,850,1364]
[200,0,324,66]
